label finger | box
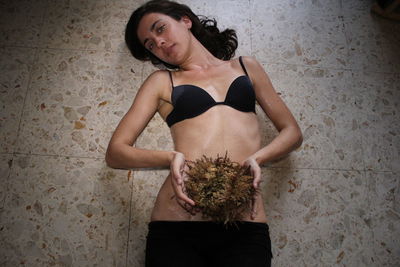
[176,198,196,215]
[252,167,261,189]
[171,158,185,185]
[171,165,183,185]
[177,190,195,206]
[172,181,195,206]
[251,194,258,220]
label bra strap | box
[168,70,174,88]
[239,56,249,76]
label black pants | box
[145,220,273,267]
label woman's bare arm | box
[105,70,177,169]
[243,56,303,166]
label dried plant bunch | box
[184,153,257,224]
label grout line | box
[0,44,133,55]
[261,165,393,173]
[10,151,105,160]
[1,48,397,77]
[5,152,395,173]
[13,47,39,155]
[248,0,253,57]
[0,156,13,209]
[125,170,134,267]
[19,41,394,75]
[12,0,46,156]
[337,0,369,176]
[258,60,400,76]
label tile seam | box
[125,170,134,267]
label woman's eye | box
[148,43,154,50]
[157,25,165,33]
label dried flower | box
[184,152,257,224]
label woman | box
[106,0,303,266]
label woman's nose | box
[155,37,166,48]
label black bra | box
[165,56,256,127]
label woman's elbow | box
[295,128,303,149]
[105,145,118,168]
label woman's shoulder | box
[234,56,265,75]
[143,69,170,83]
[137,69,172,98]
[235,55,261,67]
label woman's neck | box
[178,37,225,72]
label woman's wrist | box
[243,155,261,166]
[169,151,180,164]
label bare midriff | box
[150,105,268,223]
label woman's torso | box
[150,57,267,223]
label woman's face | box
[137,12,192,65]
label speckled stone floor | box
[0,0,399,266]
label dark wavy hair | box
[125,0,238,69]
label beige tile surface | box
[39,0,108,51]
[0,47,36,153]
[259,63,364,170]
[127,169,169,267]
[0,0,46,47]
[14,49,142,157]
[204,0,252,57]
[350,71,400,172]
[0,154,132,266]
[366,170,400,265]
[343,10,398,73]
[342,0,400,73]
[262,167,374,266]
[251,0,347,69]
[0,154,13,209]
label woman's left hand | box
[242,157,262,220]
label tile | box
[204,0,252,57]
[261,168,319,224]
[0,154,13,209]
[0,0,46,47]
[127,169,169,267]
[342,9,399,73]
[39,0,108,50]
[135,112,173,151]
[365,170,400,265]
[262,167,374,266]
[100,51,144,132]
[262,167,320,265]
[317,169,374,266]
[258,63,364,170]
[178,0,207,14]
[104,0,148,21]
[103,0,148,53]
[251,0,342,18]
[350,71,400,172]
[0,47,36,153]
[142,61,163,77]
[380,36,400,74]
[15,49,141,157]
[341,0,376,13]
[0,154,132,266]
[251,0,347,69]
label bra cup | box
[166,85,216,126]
[166,75,256,127]
[174,86,217,118]
[224,76,256,112]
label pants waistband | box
[148,220,269,236]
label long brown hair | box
[125,0,238,69]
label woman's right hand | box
[170,152,196,213]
